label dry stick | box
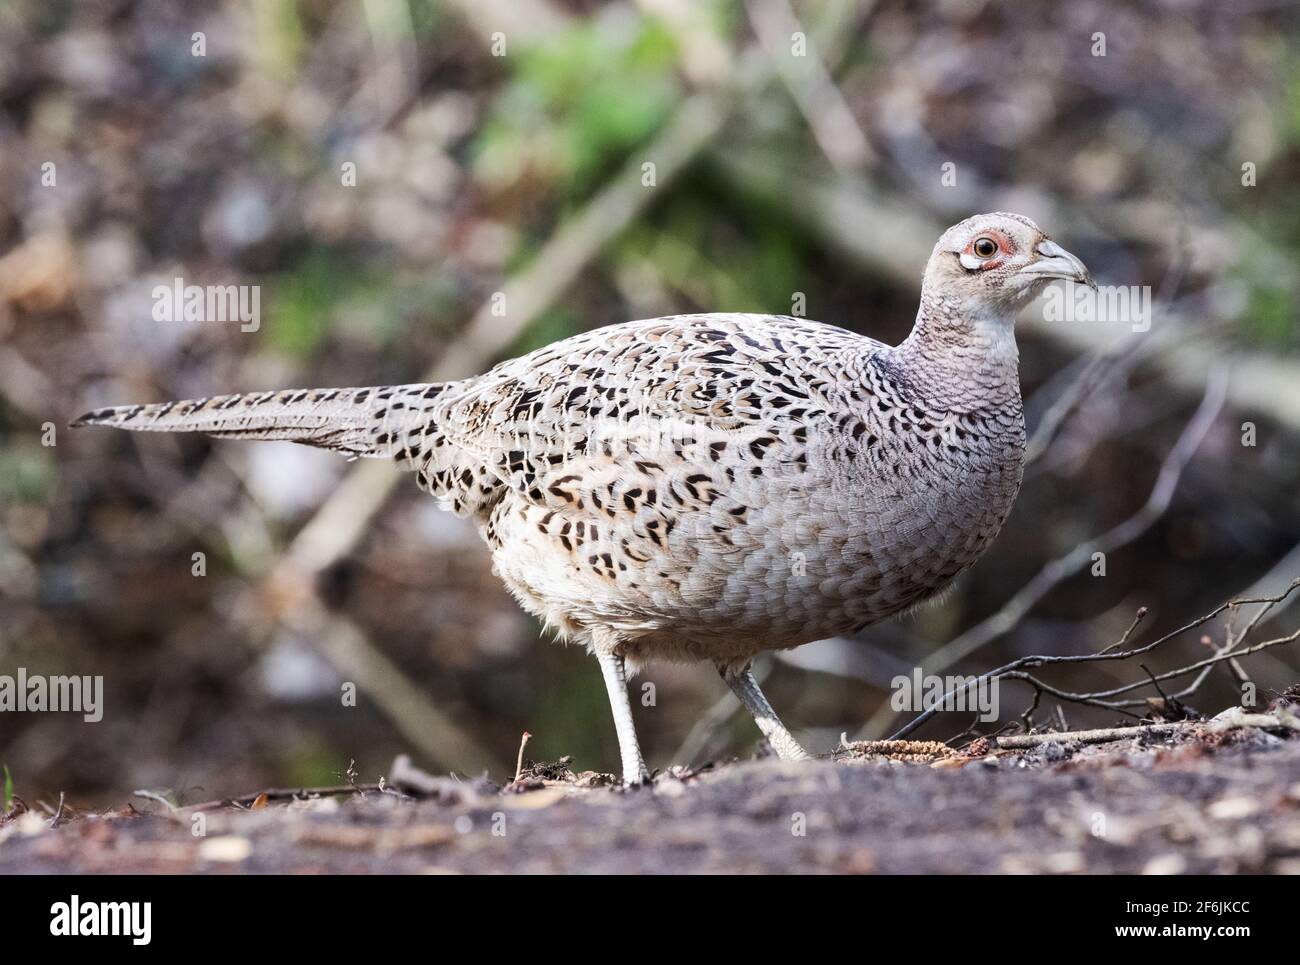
[1030,585,1300,708]
[996,706,1300,750]
[1007,624,1300,710]
[1001,543,1300,723]
[995,723,1186,749]
[1217,541,1300,681]
[514,731,532,783]
[889,582,1300,741]
[183,783,388,813]
[1098,607,1149,655]
[1052,704,1069,732]
[47,792,66,830]
[861,365,1229,740]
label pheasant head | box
[922,211,1095,316]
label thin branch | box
[47,792,67,829]
[996,706,1300,750]
[513,731,532,784]
[1008,624,1300,710]
[996,722,1185,748]
[885,578,1300,740]
[745,0,876,172]
[183,782,391,813]
[1098,607,1149,654]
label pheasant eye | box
[973,237,998,259]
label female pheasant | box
[74,212,1093,784]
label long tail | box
[70,384,447,457]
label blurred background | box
[2,0,1299,805]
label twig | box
[1018,687,1042,732]
[387,753,477,799]
[183,783,389,813]
[1012,624,1300,709]
[1207,706,1300,734]
[1053,704,1069,732]
[47,792,66,829]
[514,731,532,783]
[1138,663,1180,713]
[997,705,1300,749]
[995,723,1185,749]
[1099,607,1149,654]
[885,579,1300,740]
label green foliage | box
[1282,51,1300,147]
[506,307,580,359]
[1232,211,1300,351]
[616,190,808,315]
[1244,280,1297,347]
[2,764,12,815]
[475,17,682,194]
[1227,64,1300,350]
[0,442,56,504]
[252,0,305,81]
[265,251,396,358]
[281,740,344,789]
[530,646,616,765]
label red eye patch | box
[958,230,1015,271]
[964,231,1014,257]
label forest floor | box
[3,708,1300,874]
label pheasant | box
[73,212,1093,784]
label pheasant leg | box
[721,665,810,761]
[595,650,650,785]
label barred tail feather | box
[70,383,446,458]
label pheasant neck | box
[888,295,1023,412]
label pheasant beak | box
[1018,239,1096,290]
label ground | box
[3,715,1299,874]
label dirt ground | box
[3,715,1299,874]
